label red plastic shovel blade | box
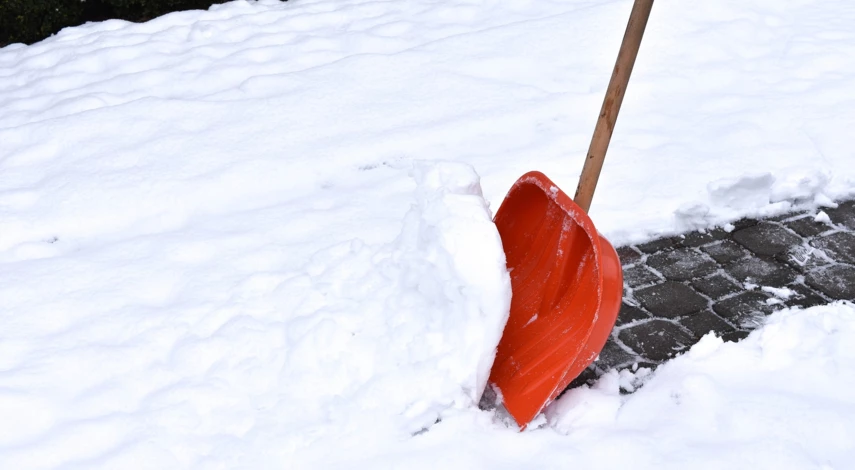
[489,171,623,429]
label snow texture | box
[2,0,855,467]
[544,303,855,470]
[0,160,511,468]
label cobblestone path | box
[572,199,855,388]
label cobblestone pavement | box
[570,199,855,389]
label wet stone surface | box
[826,200,855,229]
[725,257,798,287]
[785,216,830,237]
[634,281,707,318]
[731,218,759,231]
[646,249,719,281]
[615,303,651,326]
[679,309,735,339]
[701,240,749,265]
[777,245,831,273]
[732,222,802,256]
[636,237,676,254]
[713,291,776,328]
[691,273,742,299]
[618,319,695,362]
[594,341,637,371]
[806,265,855,300]
[785,283,827,309]
[616,246,643,265]
[676,228,729,248]
[577,199,855,388]
[623,265,662,289]
[812,232,855,264]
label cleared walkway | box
[572,199,855,388]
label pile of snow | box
[550,303,855,448]
[356,303,855,469]
[278,161,510,439]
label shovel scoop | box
[490,172,622,428]
[487,0,653,429]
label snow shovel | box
[488,0,654,429]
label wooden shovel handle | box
[574,0,654,213]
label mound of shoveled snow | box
[280,161,511,437]
[340,302,855,469]
[543,301,855,468]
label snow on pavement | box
[1,0,855,467]
[351,302,855,470]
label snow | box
[545,302,855,469]
[0,160,510,469]
[329,304,855,469]
[2,0,855,468]
[762,285,795,300]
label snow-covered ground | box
[1,0,854,468]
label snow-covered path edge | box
[339,302,855,470]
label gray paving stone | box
[636,237,676,254]
[812,232,855,264]
[618,320,695,361]
[634,281,707,318]
[679,309,735,339]
[777,245,832,273]
[616,303,652,326]
[646,248,719,282]
[691,273,742,299]
[731,218,760,230]
[566,366,600,390]
[616,246,642,265]
[676,228,729,248]
[623,264,662,288]
[784,284,828,309]
[701,240,749,265]
[721,329,750,343]
[713,291,776,328]
[565,197,855,393]
[805,265,855,300]
[732,222,802,256]
[725,257,798,287]
[594,340,636,370]
[826,200,855,230]
[785,216,830,237]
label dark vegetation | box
[1,0,241,47]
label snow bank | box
[540,302,855,468]
[280,160,510,437]
[552,302,855,433]
[354,303,855,469]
